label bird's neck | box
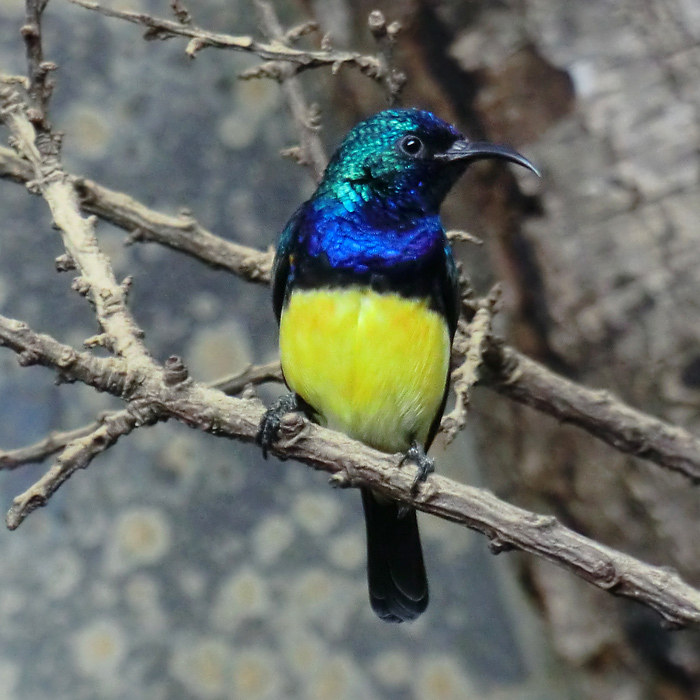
[317,176,438,219]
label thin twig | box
[0,420,102,470]
[3,145,270,283]
[6,410,140,529]
[366,10,407,105]
[67,0,387,83]
[446,229,483,246]
[170,0,191,25]
[22,0,54,127]
[441,285,501,443]
[251,0,327,180]
[214,359,283,395]
[0,313,131,394]
[0,143,32,181]
[73,174,274,283]
[0,87,152,367]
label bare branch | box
[0,419,102,470]
[22,0,55,126]
[1,311,699,626]
[367,10,407,105]
[251,0,327,180]
[0,145,275,281]
[441,286,501,443]
[482,341,700,483]
[0,87,153,367]
[0,143,32,182]
[67,0,386,83]
[214,359,283,396]
[76,177,275,282]
[446,229,483,246]
[170,0,191,25]
[0,313,131,394]
[6,410,140,529]
[0,354,283,472]
[0,311,163,517]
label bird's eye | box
[399,135,424,157]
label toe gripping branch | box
[399,441,435,494]
[256,392,305,458]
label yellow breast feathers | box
[279,287,450,453]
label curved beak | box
[437,139,540,177]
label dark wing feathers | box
[441,241,461,341]
[272,204,305,323]
[425,240,460,450]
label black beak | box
[437,139,540,176]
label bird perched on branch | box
[258,108,537,622]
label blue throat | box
[299,191,445,276]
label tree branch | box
[482,340,700,483]
[0,87,152,367]
[251,0,327,180]
[0,359,282,471]
[0,313,130,394]
[0,417,105,470]
[76,175,275,282]
[22,0,53,127]
[2,139,700,486]
[1,311,699,627]
[0,145,275,281]
[366,10,407,106]
[214,359,283,395]
[67,0,388,84]
[6,410,140,529]
[441,285,501,443]
[0,142,32,182]
[2,0,700,633]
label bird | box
[257,108,538,623]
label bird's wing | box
[440,240,461,341]
[425,242,461,450]
[272,204,305,323]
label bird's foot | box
[256,392,302,458]
[398,441,434,495]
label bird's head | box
[318,108,538,215]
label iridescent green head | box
[318,108,538,214]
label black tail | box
[361,487,429,623]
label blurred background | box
[1,0,700,698]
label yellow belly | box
[279,287,450,453]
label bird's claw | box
[256,392,300,458]
[398,441,434,494]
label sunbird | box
[258,108,537,622]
